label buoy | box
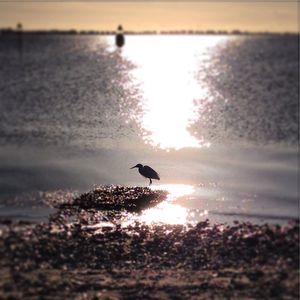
[116,25,125,48]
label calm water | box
[0,34,298,224]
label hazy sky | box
[0,1,298,33]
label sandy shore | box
[0,186,298,299]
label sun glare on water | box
[139,184,195,225]
[122,35,227,150]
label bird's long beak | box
[130,165,137,169]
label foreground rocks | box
[68,186,168,212]
[0,186,299,299]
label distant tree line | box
[0,28,295,36]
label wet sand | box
[0,186,299,299]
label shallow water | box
[0,34,298,224]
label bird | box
[130,164,160,186]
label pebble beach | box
[0,186,298,299]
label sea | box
[0,34,298,225]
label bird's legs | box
[149,178,152,186]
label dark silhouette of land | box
[0,28,296,36]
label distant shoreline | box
[0,29,297,36]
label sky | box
[0,1,298,33]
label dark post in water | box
[17,22,23,61]
[115,25,125,48]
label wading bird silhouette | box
[130,164,160,186]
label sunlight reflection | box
[151,183,195,201]
[140,202,188,225]
[122,35,227,150]
[139,184,195,225]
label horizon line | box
[0,28,298,35]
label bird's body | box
[131,164,160,186]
